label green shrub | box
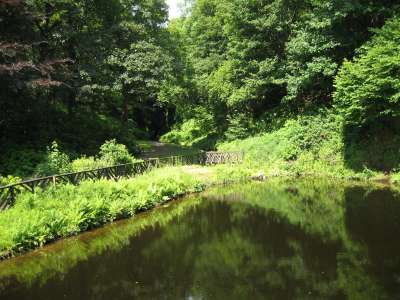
[33,140,136,175]
[70,140,136,172]
[99,139,135,165]
[70,157,103,172]
[0,147,45,178]
[334,17,400,126]
[0,175,20,186]
[161,109,217,148]
[161,119,205,146]
[224,113,255,142]
[333,17,400,171]
[35,142,71,176]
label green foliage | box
[2,0,400,178]
[107,40,174,127]
[164,0,398,146]
[391,171,400,184]
[32,140,136,175]
[0,0,174,167]
[0,167,205,256]
[219,110,355,177]
[98,139,135,165]
[0,175,20,187]
[334,16,400,126]
[70,157,103,173]
[35,142,71,176]
[161,108,217,148]
[0,147,45,178]
[224,113,255,142]
[70,140,136,172]
[333,16,400,172]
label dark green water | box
[1,179,400,300]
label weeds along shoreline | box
[0,165,253,261]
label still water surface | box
[0,179,400,300]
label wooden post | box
[9,186,15,208]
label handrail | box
[0,151,243,211]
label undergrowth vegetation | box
[219,111,380,179]
[160,108,218,150]
[34,139,137,177]
[0,167,207,257]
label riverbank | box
[218,112,400,186]
[0,164,251,259]
[1,157,398,260]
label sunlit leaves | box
[334,17,400,126]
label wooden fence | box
[0,151,243,211]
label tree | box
[334,16,400,126]
[108,40,173,134]
[0,0,72,146]
[0,0,175,174]
[165,0,399,144]
[284,0,398,104]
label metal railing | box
[0,151,243,211]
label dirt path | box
[181,166,215,182]
[138,141,200,158]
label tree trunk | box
[122,91,129,123]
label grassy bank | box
[218,110,400,183]
[0,164,250,259]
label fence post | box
[9,186,15,208]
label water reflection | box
[0,179,400,299]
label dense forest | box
[1,0,400,177]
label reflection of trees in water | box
[177,180,400,300]
[1,180,400,300]
[0,196,203,294]
[187,204,343,300]
[137,189,345,299]
[205,179,348,242]
[338,187,400,300]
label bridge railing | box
[0,151,243,211]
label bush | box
[0,175,20,186]
[70,157,103,172]
[0,147,45,178]
[35,142,71,176]
[224,113,255,142]
[70,140,136,172]
[334,17,400,126]
[32,140,135,175]
[334,17,400,171]
[161,107,217,148]
[161,118,217,149]
[98,139,135,165]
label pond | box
[0,179,400,300]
